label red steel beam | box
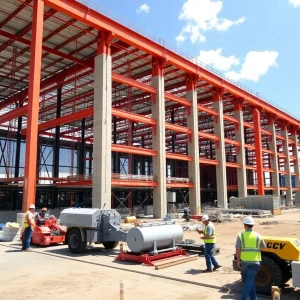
[226,162,242,168]
[198,132,219,141]
[164,92,191,107]
[21,107,157,134]
[0,1,32,28]
[0,106,27,124]
[199,158,219,165]
[224,138,240,147]
[112,108,157,126]
[166,182,194,188]
[166,152,193,162]
[112,144,157,156]
[197,104,218,116]
[165,122,192,135]
[223,115,239,124]
[112,72,156,94]
[0,29,91,67]
[44,0,300,126]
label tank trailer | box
[60,208,183,254]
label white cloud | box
[176,0,246,44]
[137,4,150,14]
[197,48,240,71]
[289,0,300,7]
[195,48,279,82]
[225,51,279,82]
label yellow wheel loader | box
[233,236,300,295]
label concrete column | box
[253,108,264,195]
[267,117,280,196]
[151,58,167,218]
[282,126,293,205]
[234,100,247,198]
[92,35,112,209]
[213,88,228,208]
[186,75,201,214]
[291,131,300,201]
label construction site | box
[0,0,300,299]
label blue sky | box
[94,0,300,118]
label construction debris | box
[181,221,203,231]
[1,222,21,242]
[260,220,280,225]
[203,208,272,218]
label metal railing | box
[58,173,191,183]
[77,0,299,121]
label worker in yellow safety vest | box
[197,215,222,272]
[236,216,266,300]
[22,204,36,252]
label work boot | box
[202,269,213,273]
[213,265,222,271]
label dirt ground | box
[0,210,300,300]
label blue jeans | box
[22,227,33,250]
[204,243,219,270]
[241,262,260,300]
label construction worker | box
[197,214,222,272]
[236,216,266,300]
[37,207,49,219]
[22,204,36,252]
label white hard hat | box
[29,204,35,209]
[202,215,209,221]
[243,216,255,225]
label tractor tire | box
[255,256,283,295]
[102,241,119,249]
[68,228,87,254]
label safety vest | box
[204,223,216,244]
[23,211,32,229]
[239,231,262,263]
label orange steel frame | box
[0,0,299,212]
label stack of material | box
[203,208,272,219]
[1,222,21,242]
[229,195,281,215]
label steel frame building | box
[0,0,300,218]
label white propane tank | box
[126,223,183,253]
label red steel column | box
[22,0,44,212]
[253,108,264,195]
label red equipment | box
[22,217,67,246]
[116,244,190,267]
[190,215,203,221]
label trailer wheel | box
[68,228,87,254]
[255,256,283,295]
[103,241,119,249]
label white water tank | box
[126,223,183,253]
